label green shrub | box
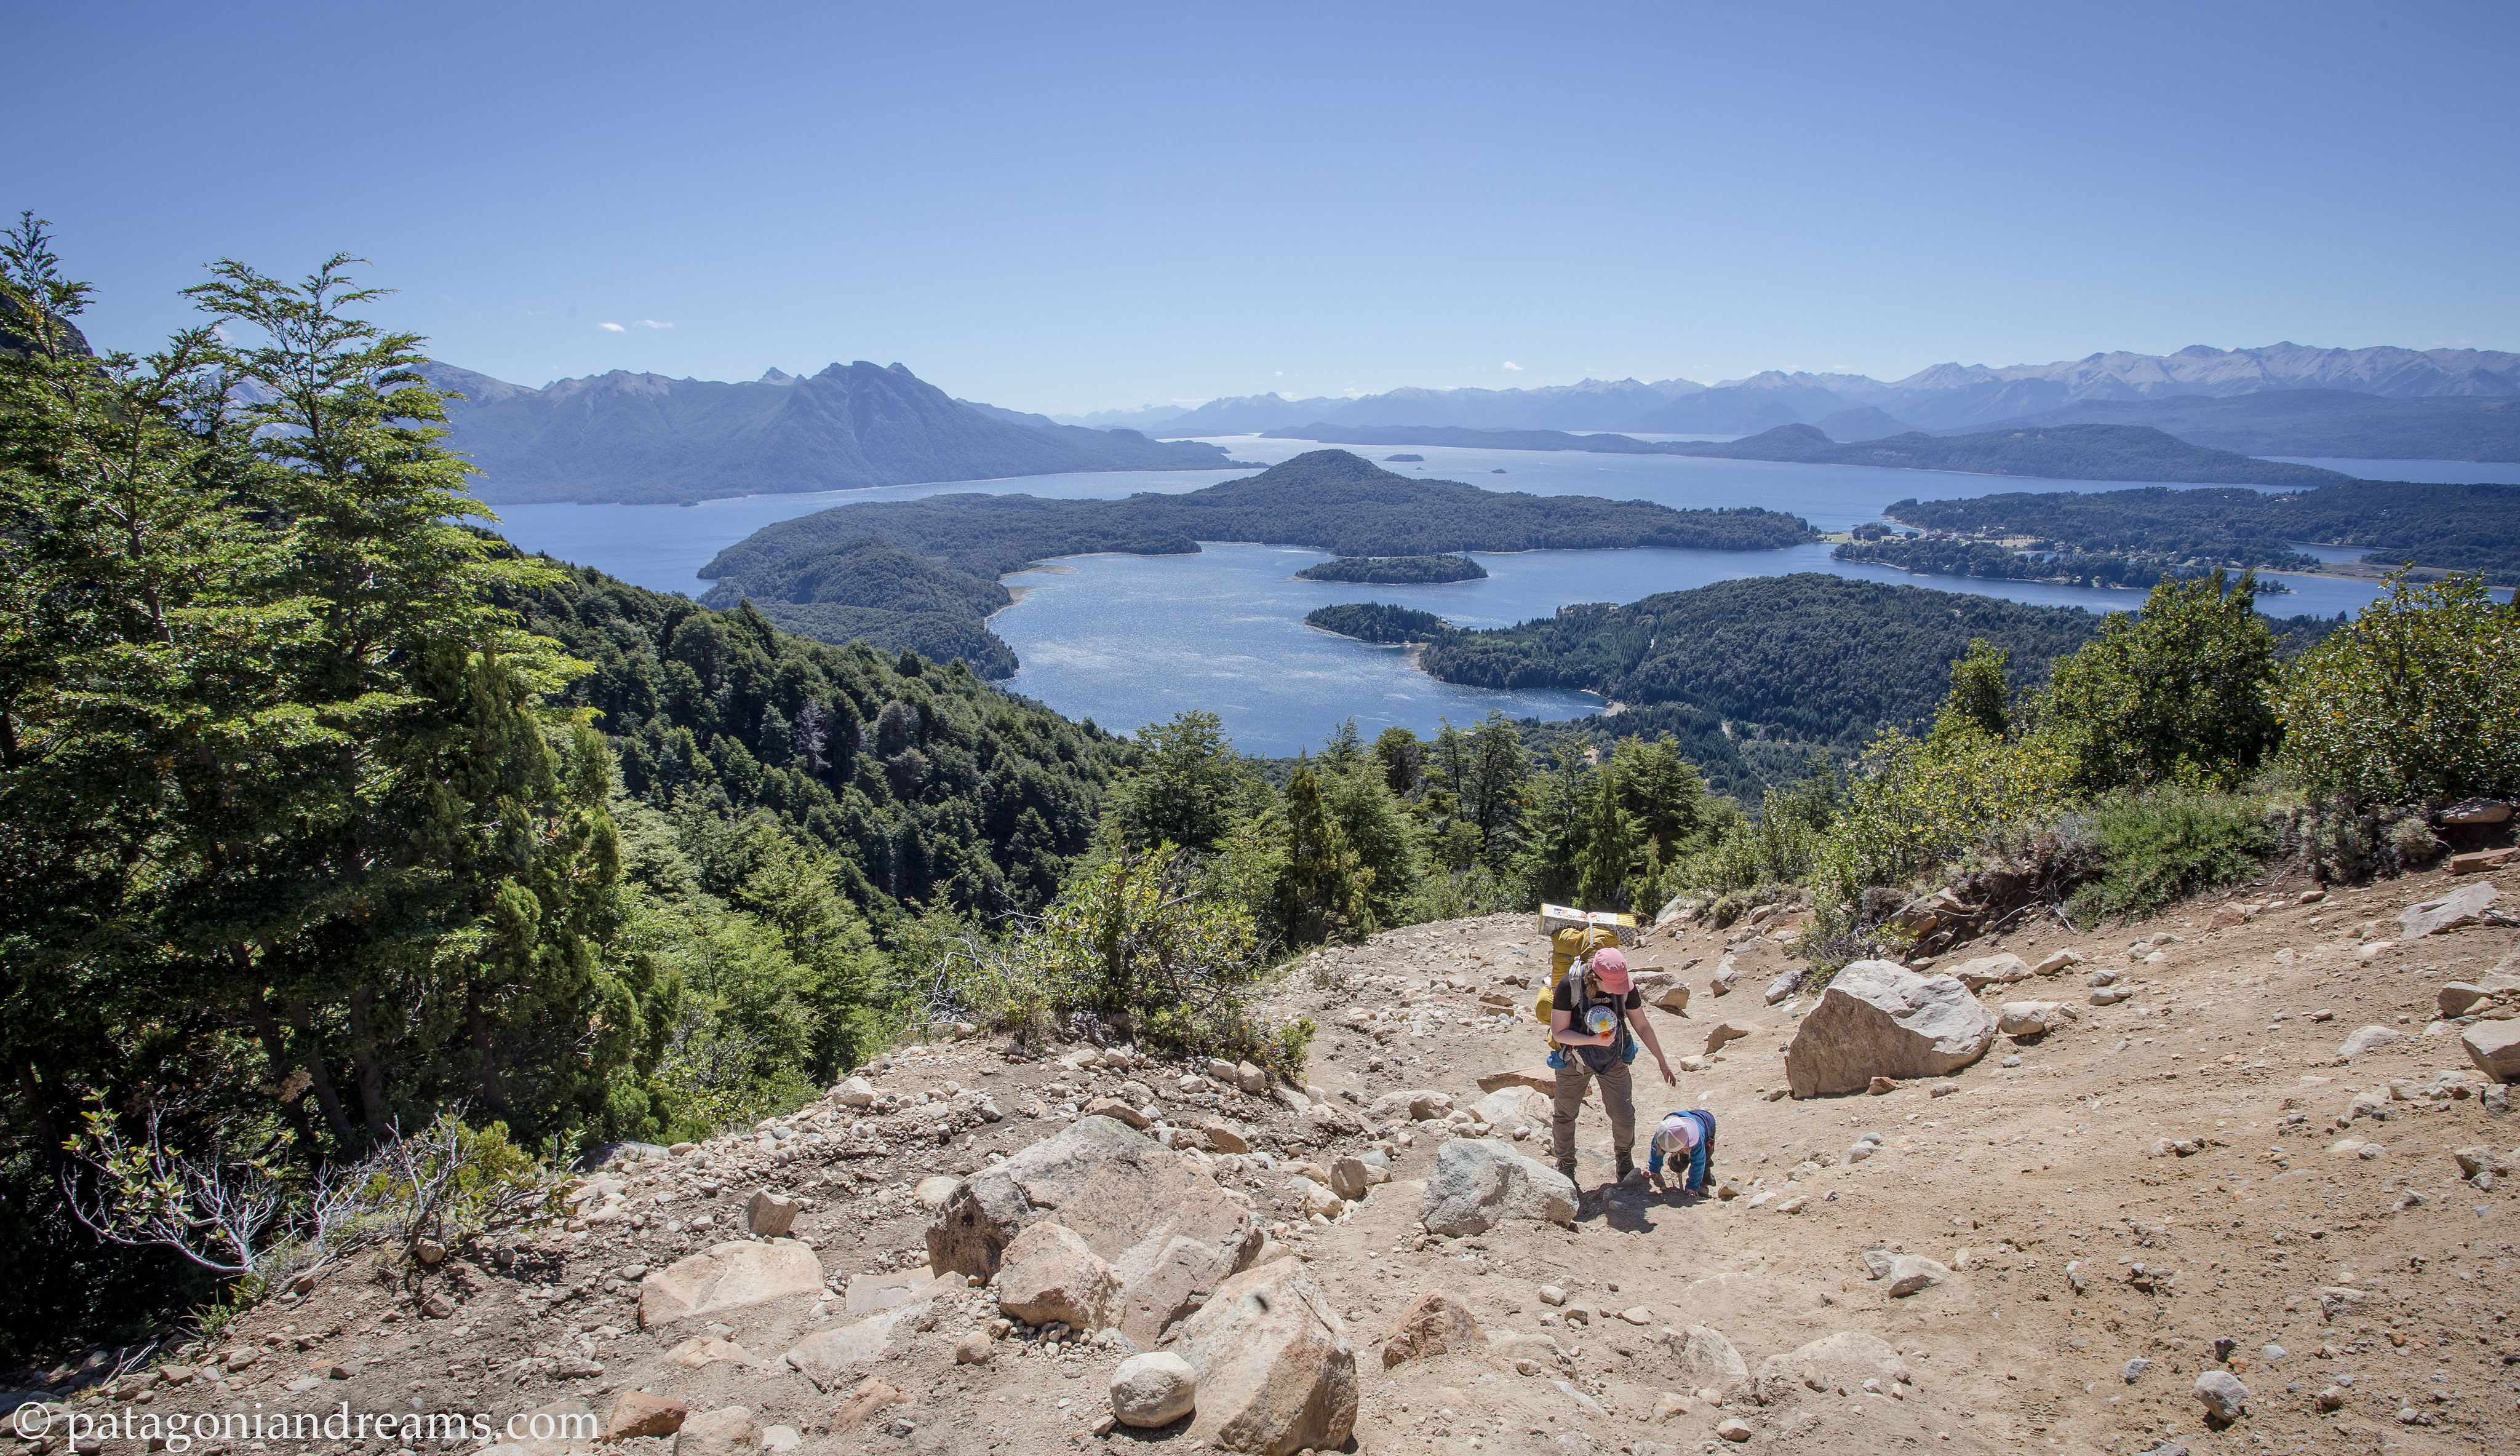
[2275,572,2520,803]
[2063,789,2277,924]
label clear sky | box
[15,2,2516,414]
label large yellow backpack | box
[1533,926,1624,1047]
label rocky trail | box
[20,857,2520,1456]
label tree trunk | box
[346,985,389,1138]
[242,976,324,1162]
[286,998,359,1147]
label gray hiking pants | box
[1551,1056,1636,1166]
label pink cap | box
[1591,945,1630,991]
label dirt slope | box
[45,862,2518,1456]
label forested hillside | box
[1886,478,2520,583]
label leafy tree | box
[1102,710,1240,852]
[1933,638,2012,742]
[2274,572,2520,802]
[1318,760,1420,931]
[1372,725,1422,794]
[1278,765,1372,944]
[2033,570,2280,793]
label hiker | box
[1547,945,1675,1187]
[1646,1108,1718,1198]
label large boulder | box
[994,1221,1120,1329]
[1381,1290,1481,1367]
[1657,1325,1748,1393]
[1784,961,1996,1097]
[639,1241,826,1329]
[2400,882,2501,940]
[1418,1139,1578,1236]
[1177,1260,1357,1456]
[1749,1331,1912,1404]
[1470,1086,1553,1137]
[927,1115,1262,1343]
[2463,1020,2520,1083]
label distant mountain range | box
[423,360,1248,505]
[1053,343,2520,461]
[1262,421,2349,487]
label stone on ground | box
[1110,1351,1198,1427]
[1751,1331,1912,1403]
[2195,1369,2249,1423]
[832,1076,876,1107]
[1418,1139,1579,1236]
[1998,1001,2076,1038]
[779,1300,935,1391]
[1633,971,1691,1012]
[605,1393,688,1441]
[1784,961,1996,1097]
[926,1115,1262,1343]
[1763,968,1806,1004]
[993,1220,1120,1330]
[741,1189,799,1237]
[1328,1155,1389,1200]
[1704,1022,1750,1055]
[1475,1067,1557,1095]
[2400,882,2500,939]
[1657,1325,1748,1393]
[2462,1020,2520,1081]
[2338,1024,2401,1059]
[1381,1290,1481,1367]
[1202,1117,1252,1153]
[1951,953,2033,991]
[661,1337,759,1369]
[843,1267,937,1315]
[833,1378,901,1431]
[671,1407,758,1456]
[1884,1255,1949,1296]
[913,1175,961,1209]
[639,1241,826,1329]
[1470,1086,1552,1136]
[1178,1260,1356,1456]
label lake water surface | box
[486,444,2487,754]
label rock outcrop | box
[925,1115,1262,1342]
[1783,961,1996,1097]
[1177,1260,1357,1456]
[637,1241,826,1329]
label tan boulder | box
[1656,1324,1748,1394]
[742,1189,799,1237]
[1703,1022,1750,1056]
[994,1221,1120,1329]
[1633,971,1691,1014]
[639,1241,826,1329]
[1784,961,1995,1097]
[1201,1117,1251,1154]
[2463,1020,2520,1082]
[1085,1096,1152,1129]
[1110,1352,1198,1428]
[1998,1001,2076,1038]
[1950,952,2033,992]
[1178,1260,1357,1455]
[927,1116,1261,1343]
[1381,1290,1480,1367]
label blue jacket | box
[1646,1108,1717,1190]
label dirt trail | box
[56,862,2519,1456]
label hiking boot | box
[1556,1156,1577,1182]
[1614,1150,1635,1182]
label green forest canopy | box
[1886,479,2520,584]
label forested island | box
[1263,420,2348,487]
[700,450,1818,670]
[1304,602,1454,642]
[1883,478,2520,584]
[1295,553,1488,584]
[1832,536,2298,592]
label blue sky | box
[15,2,2516,413]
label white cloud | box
[1502,360,1522,370]
[598,322,626,332]
[632,319,674,329]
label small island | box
[1305,602,1453,643]
[1295,554,1488,584]
[1384,453,1424,462]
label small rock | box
[1884,1255,1947,1297]
[914,1176,962,1210]
[1085,1096,1151,1130]
[1538,1285,1568,1306]
[1233,1061,1270,1096]
[1867,1075,1894,1095]
[2338,1024,2401,1060]
[1704,1022,1751,1055]
[759,1427,802,1454]
[1716,1417,1752,1442]
[1110,1351,1197,1428]
[1201,1118,1251,1155]
[2124,1358,2153,1383]
[952,1332,994,1365]
[2463,1020,2520,1082]
[606,1392,689,1440]
[833,1076,877,1107]
[1381,1290,1481,1367]
[742,1190,799,1238]
[2194,1369,2249,1424]
[834,1378,901,1431]
[995,1221,1119,1331]
[413,1237,445,1265]
[2031,950,2083,976]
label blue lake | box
[485,444,2493,755]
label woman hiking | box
[1547,945,1676,1191]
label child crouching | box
[1646,1108,1717,1198]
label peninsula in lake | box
[695,450,1818,674]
